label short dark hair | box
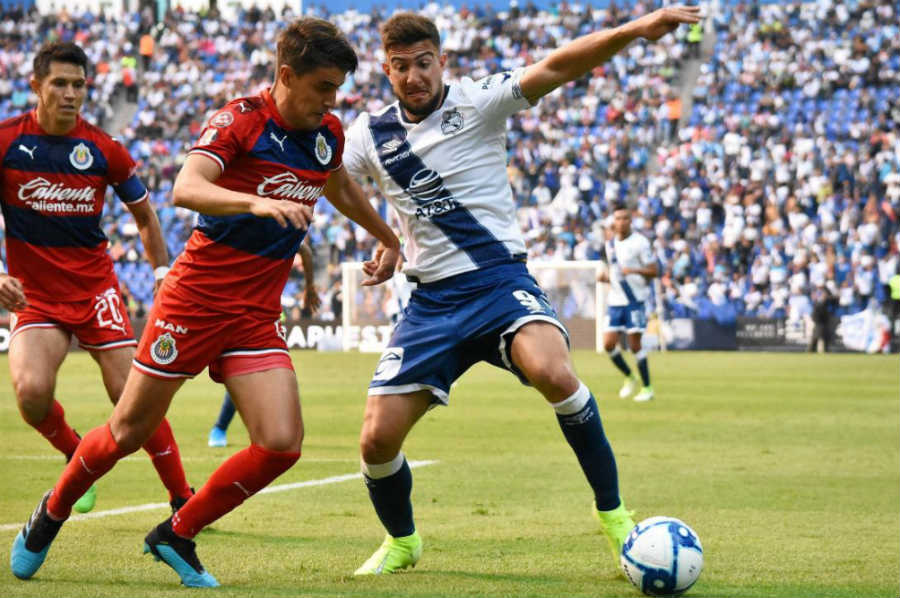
[33,42,89,80]
[611,201,629,213]
[380,13,441,52]
[277,18,358,76]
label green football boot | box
[72,484,97,514]
[594,501,636,575]
[354,532,423,575]
[633,386,655,402]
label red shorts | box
[133,281,292,382]
[10,284,136,351]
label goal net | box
[341,260,610,352]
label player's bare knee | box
[108,419,148,455]
[257,422,303,453]
[13,376,54,423]
[359,429,399,465]
[526,362,579,398]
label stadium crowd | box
[654,0,900,324]
[1,0,899,328]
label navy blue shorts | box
[605,302,647,333]
[368,262,568,404]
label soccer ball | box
[621,516,703,596]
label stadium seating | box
[1,0,898,326]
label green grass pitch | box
[0,350,897,597]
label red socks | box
[142,418,192,502]
[31,400,80,460]
[172,444,300,538]
[47,424,125,519]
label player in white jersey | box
[598,202,659,402]
[343,7,700,577]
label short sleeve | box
[188,107,250,173]
[459,68,535,125]
[343,114,374,181]
[106,138,148,204]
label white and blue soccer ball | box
[620,516,703,596]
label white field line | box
[0,459,438,532]
[1,455,359,463]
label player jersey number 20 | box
[94,287,127,333]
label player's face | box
[613,209,632,238]
[31,61,86,130]
[383,41,447,120]
[281,65,346,130]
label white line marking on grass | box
[1,455,360,463]
[0,459,438,532]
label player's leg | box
[627,331,653,402]
[8,326,81,458]
[8,325,98,513]
[145,368,301,588]
[603,312,638,398]
[510,322,634,571]
[11,370,182,580]
[90,346,193,508]
[208,392,236,447]
[354,390,431,575]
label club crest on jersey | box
[210,111,234,128]
[440,108,464,135]
[150,332,179,365]
[69,142,93,170]
[315,132,332,165]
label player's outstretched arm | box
[519,4,701,103]
[125,196,169,293]
[323,166,401,286]
[173,154,312,229]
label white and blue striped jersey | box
[604,233,654,306]
[344,69,533,283]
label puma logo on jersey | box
[270,132,287,152]
[18,144,37,159]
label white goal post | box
[341,260,648,353]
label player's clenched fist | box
[251,197,314,229]
[0,273,27,311]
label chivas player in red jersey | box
[0,43,192,517]
[11,20,401,588]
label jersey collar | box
[29,109,83,137]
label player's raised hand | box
[251,198,314,229]
[362,244,400,286]
[0,273,28,311]
[629,4,701,41]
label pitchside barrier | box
[0,262,893,353]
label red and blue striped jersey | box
[0,111,148,301]
[169,88,343,316]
